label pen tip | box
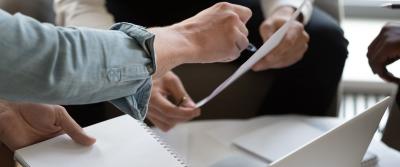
[247,43,257,52]
[380,3,391,8]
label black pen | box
[381,3,400,9]
[246,43,257,52]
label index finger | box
[372,53,399,83]
[377,67,400,83]
[56,107,96,146]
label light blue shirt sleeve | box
[0,10,157,120]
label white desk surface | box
[154,115,400,167]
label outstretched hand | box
[149,2,252,78]
[0,101,95,151]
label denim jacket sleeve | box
[0,10,156,120]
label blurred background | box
[1,1,399,167]
[0,0,399,128]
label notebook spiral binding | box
[139,121,188,167]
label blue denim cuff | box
[110,22,157,76]
[109,78,152,121]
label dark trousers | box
[106,0,348,116]
[259,7,348,116]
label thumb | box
[180,97,196,108]
[165,74,196,108]
[55,106,96,146]
[259,21,276,41]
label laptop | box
[211,97,391,167]
[268,97,391,167]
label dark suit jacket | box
[382,88,400,151]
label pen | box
[246,43,257,52]
[381,3,400,9]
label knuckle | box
[260,21,273,29]
[241,7,252,18]
[245,7,252,16]
[216,2,231,9]
[225,12,241,23]
[293,22,304,32]
[54,105,67,114]
[294,22,304,28]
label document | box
[14,115,185,167]
[196,0,308,108]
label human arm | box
[54,0,202,130]
[1,1,251,97]
[55,1,252,128]
[367,22,400,83]
[0,9,158,107]
[253,0,312,71]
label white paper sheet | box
[15,115,185,167]
[196,0,308,108]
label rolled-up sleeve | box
[0,10,156,120]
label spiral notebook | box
[14,115,186,167]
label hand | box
[149,2,252,77]
[0,101,95,151]
[148,71,200,131]
[253,6,309,71]
[367,22,400,83]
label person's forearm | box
[0,10,156,105]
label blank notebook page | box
[15,115,185,167]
